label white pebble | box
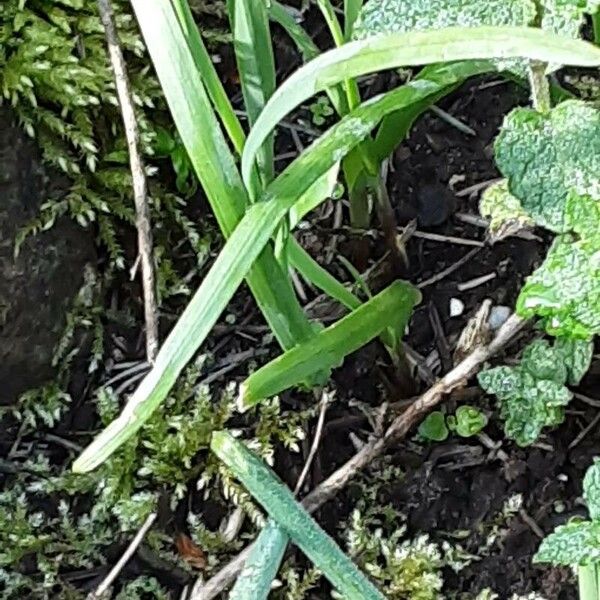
[488,305,511,330]
[449,298,465,317]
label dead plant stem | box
[97,0,159,361]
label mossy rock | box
[0,109,95,402]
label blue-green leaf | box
[534,520,600,565]
[353,0,536,40]
[495,100,600,233]
[554,337,595,385]
[584,460,600,521]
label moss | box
[1,0,210,280]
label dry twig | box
[98,0,159,361]
[191,313,527,599]
[88,512,157,599]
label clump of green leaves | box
[535,459,600,566]
[418,405,488,442]
[1,0,209,280]
[342,501,473,599]
[493,101,600,338]
[478,337,593,446]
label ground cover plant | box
[2,0,600,598]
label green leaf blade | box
[228,0,276,184]
[240,281,420,407]
[211,431,385,600]
[230,520,289,600]
[242,27,600,187]
[132,0,317,353]
[418,412,449,441]
[72,201,287,473]
[584,460,600,521]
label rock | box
[416,182,456,227]
[0,110,95,403]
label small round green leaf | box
[452,405,488,437]
[418,411,449,441]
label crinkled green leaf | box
[521,339,568,384]
[502,376,571,446]
[584,460,600,521]
[495,100,600,233]
[450,405,488,437]
[477,365,523,401]
[352,0,537,40]
[516,233,600,338]
[564,191,600,241]
[541,0,600,39]
[534,520,600,565]
[554,336,594,385]
[479,180,534,243]
[479,356,573,447]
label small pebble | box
[416,182,456,226]
[449,298,465,317]
[488,305,511,330]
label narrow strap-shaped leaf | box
[288,239,362,311]
[242,26,600,186]
[131,0,316,353]
[373,61,478,162]
[268,1,320,60]
[211,431,385,600]
[172,0,245,155]
[240,280,421,408]
[268,1,349,115]
[73,51,478,473]
[171,0,356,307]
[73,201,290,473]
[228,0,276,184]
[229,520,288,600]
[344,0,363,39]
[289,162,340,228]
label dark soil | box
[297,75,600,598]
[3,8,600,598]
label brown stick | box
[191,313,527,599]
[88,512,157,599]
[97,0,159,361]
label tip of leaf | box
[72,451,97,474]
[210,430,232,455]
[236,382,253,413]
[71,417,130,473]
